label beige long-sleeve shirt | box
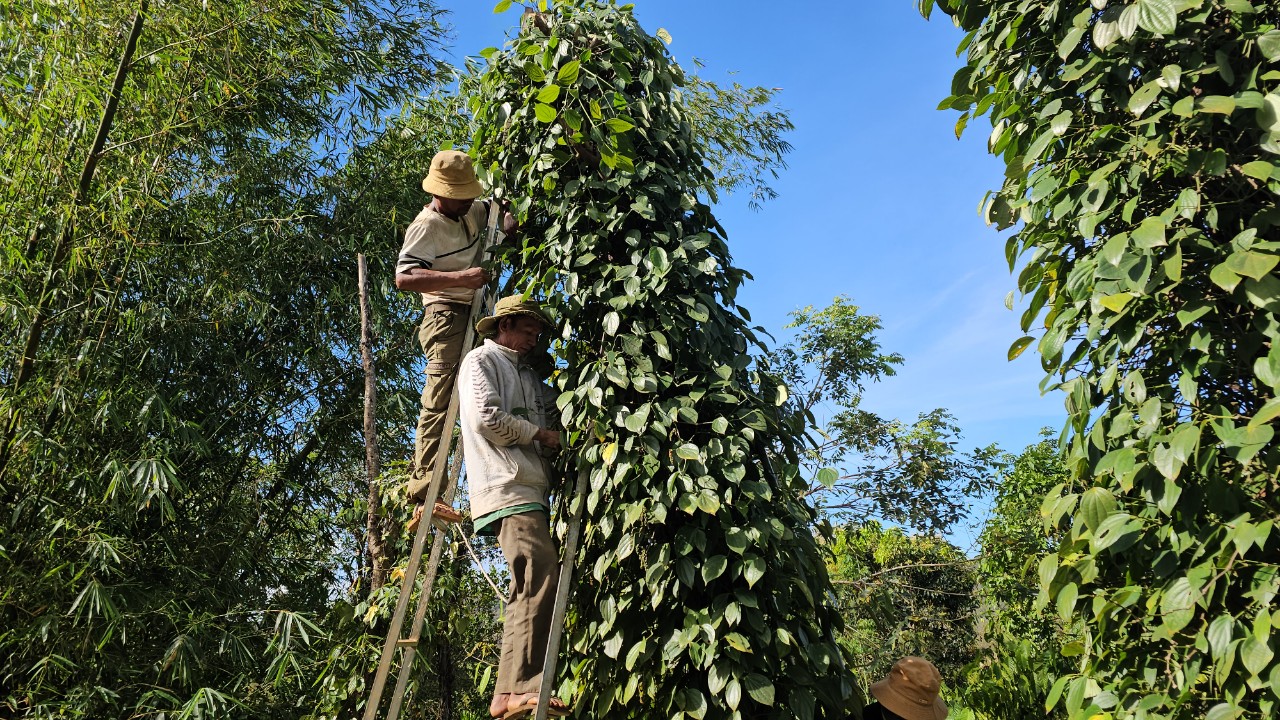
[459,340,557,519]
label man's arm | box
[460,354,543,447]
[395,266,488,294]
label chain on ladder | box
[362,204,503,720]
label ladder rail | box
[384,446,466,720]
[533,469,591,720]
[362,203,503,720]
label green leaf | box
[725,678,742,710]
[1225,251,1279,280]
[536,84,561,103]
[1260,31,1280,62]
[1249,398,1280,428]
[701,555,728,583]
[605,118,635,133]
[1205,705,1243,720]
[556,60,580,84]
[1132,216,1167,247]
[1091,513,1143,553]
[1199,96,1237,115]
[1080,487,1117,530]
[534,103,557,123]
[675,444,699,460]
[1008,336,1035,361]
[816,467,838,489]
[696,490,720,515]
[656,27,673,45]
[711,417,728,434]
[1241,637,1275,677]
[1057,581,1079,622]
[724,633,751,652]
[1208,614,1235,660]
[1099,293,1135,313]
[1137,0,1177,35]
[493,0,513,12]
[743,673,775,706]
[742,555,765,588]
[1045,675,1071,712]
[1240,161,1274,180]
[1161,576,1196,633]
[625,639,649,671]
[1210,262,1242,292]
[603,311,620,336]
[1129,81,1161,116]
[1058,26,1086,61]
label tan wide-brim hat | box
[476,296,551,336]
[421,149,484,200]
[870,657,949,720]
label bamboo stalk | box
[2,0,149,481]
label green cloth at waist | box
[473,502,548,536]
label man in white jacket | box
[458,296,568,720]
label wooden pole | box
[358,253,389,592]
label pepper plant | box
[922,0,1280,717]
[466,1,853,717]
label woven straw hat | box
[476,296,551,336]
[870,657,948,720]
[421,150,483,199]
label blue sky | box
[437,2,1066,546]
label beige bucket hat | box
[870,657,948,720]
[421,149,484,199]
[476,296,551,336]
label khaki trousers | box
[495,511,560,695]
[408,304,469,502]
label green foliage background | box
[0,0,459,716]
[924,0,1280,717]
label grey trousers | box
[495,511,560,695]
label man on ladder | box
[395,149,516,532]
[457,296,571,720]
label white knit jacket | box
[458,339,557,519]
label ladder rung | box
[396,637,420,647]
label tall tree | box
[922,0,1280,717]
[961,435,1073,720]
[771,297,1001,535]
[826,521,978,692]
[467,2,853,717]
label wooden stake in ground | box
[358,253,389,592]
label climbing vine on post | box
[467,2,853,718]
[923,0,1280,718]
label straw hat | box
[476,296,551,336]
[421,150,484,199]
[870,657,948,720]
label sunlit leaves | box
[926,0,1280,715]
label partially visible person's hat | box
[870,657,948,720]
[421,150,484,199]
[476,296,551,336]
